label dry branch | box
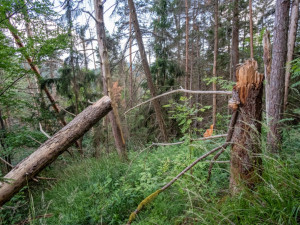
[126,112,238,225]
[152,134,227,146]
[0,96,112,206]
[125,88,232,114]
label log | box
[0,96,112,206]
[229,59,264,194]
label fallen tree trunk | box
[0,96,112,206]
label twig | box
[35,176,57,181]
[0,157,13,168]
[82,9,100,23]
[27,135,42,145]
[39,123,51,138]
[125,88,232,114]
[207,110,239,182]
[59,106,76,117]
[152,134,227,146]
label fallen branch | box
[126,111,238,224]
[0,157,13,168]
[39,123,50,139]
[207,111,239,182]
[125,88,232,114]
[152,134,227,146]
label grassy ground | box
[1,129,299,224]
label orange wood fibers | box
[204,124,214,137]
[235,60,264,105]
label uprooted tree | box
[0,96,112,206]
[126,59,264,224]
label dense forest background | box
[0,0,299,224]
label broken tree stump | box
[229,59,264,195]
[0,96,112,206]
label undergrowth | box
[0,129,299,225]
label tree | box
[94,0,128,160]
[128,0,168,142]
[267,0,290,153]
[231,0,239,81]
[249,0,254,59]
[212,0,219,126]
[283,0,299,112]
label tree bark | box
[229,59,264,195]
[267,0,290,153]
[249,0,254,59]
[94,0,128,160]
[212,0,219,126]
[283,0,299,112]
[128,0,168,142]
[0,96,112,206]
[231,0,239,81]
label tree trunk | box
[129,12,133,108]
[231,0,239,81]
[212,0,219,126]
[0,109,11,174]
[263,30,271,126]
[283,0,299,112]
[249,0,254,59]
[0,96,112,206]
[94,0,128,160]
[267,0,290,153]
[128,0,168,142]
[229,59,264,195]
[185,0,189,92]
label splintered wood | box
[235,60,264,105]
[230,59,264,195]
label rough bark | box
[229,59,264,195]
[231,0,239,81]
[267,0,290,153]
[128,0,168,142]
[0,96,112,206]
[94,0,128,160]
[283,0,299,112]
[249,0,254,59]
[212,0,219,126]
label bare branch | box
[39,123,51,139]
[125,88,232,114]
[0,157,13,169]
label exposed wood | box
[0,96,112,206]
[128,0,168,142]
[283,0,299,112]
[94,0,128,160]
[229,59,264,194]
[267,0,290,153]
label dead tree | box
[0,96,112,206]
[229,60,264,194]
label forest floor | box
[1,127,299,225]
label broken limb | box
[126,140,233,224]
[207,111,239,182]
[125,88,232,114]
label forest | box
[0,0,299,224]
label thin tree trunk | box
[249,0,254,59]
[267,0,290,153]
[128,0,168,142]
[0,109,11,173]
[229,59,264,195]
[283,0,299,112]
[212,0,219,126]
[0,96,112,206]
[231,0,239,81]
[263,30,271,126]
[94,0,128,160]
[185,0,189,92]
[129,12,133,108]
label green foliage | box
[204,76,235,91]
[164,96,210,135]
